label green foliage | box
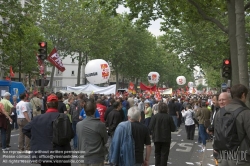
[196,83,206,91]
[0,0,44,77]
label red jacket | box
[96,103,107,122]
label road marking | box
[172,129,182,134]
[170,142,176,149]
[176,143,193,152]
[185,162,194,165]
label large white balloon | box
[188,82,194,87]
[148,72,160,84]
[176,76,186,85]
[85,59,110,84]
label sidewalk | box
[202,141,217,166]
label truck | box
[0,80,26,102]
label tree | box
[99,0,250,88]
[0,0,44,81]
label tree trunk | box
[77,52,82,86]
[235,0,249,87]
[115,71,119,92]
[227,0,239,85]
[49,66,55,91]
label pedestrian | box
[105,101,123,164]
[138,97,145,123]
[149,102,176,166]
[213,85,250,166]
[195,100,211,151]
[181,105,195,140]
[77,99,108,166]
[0,92,14,148]
[109,106,151,165]
[144,100,152,128]
[30,91,42,117]
[16,93,31,151]
[11,95,18,130]
[168,98,179,132]
[0,102,13,151]
[23,94,72,165]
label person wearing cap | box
[30,91,42,117]
[0,92,14,148]
[23,94,72,165]
[0,102,13,151]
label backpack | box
[213,107,246,151]
[53,113,74,146]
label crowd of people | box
[0,83,249,166]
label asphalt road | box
[0,124,205,166]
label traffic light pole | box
[41,74,45,95]
[37,41,47,95]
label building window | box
[72,58,75,63]
[56,69,62,76]
[72,71,75,76]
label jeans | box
[171,116,178,131]
[0,127,6,149]
[72,121,78,149]
[105,136,112,162]
[144,117,151,128]
[199,124,207,146]
[154,142,171,166]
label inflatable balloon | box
[176,76,186,85]
[188,82,194,87]
[85,59,110,84]
[148,72,160,84]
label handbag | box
[32,98,41,111]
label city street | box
[0,124,205,166]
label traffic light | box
[38,41,47,60]
[222,59,231,79]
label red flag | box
[36,53,43,66]
[47,48,65,72]
[139,82,157,91]
[5,76,11,81]
[10,66,15,77]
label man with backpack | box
[23,94,73,165]
[213,84,250,165]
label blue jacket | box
[109,121,135,166]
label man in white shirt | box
[138,97,145,123]
[16,93,31,151]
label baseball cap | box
[47,94,58,102]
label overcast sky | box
[116,5,165,37]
